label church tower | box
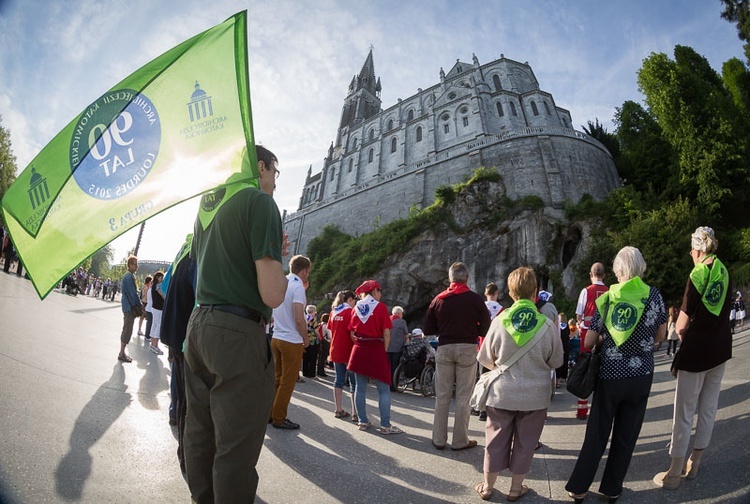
[336,49,382,151]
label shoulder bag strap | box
[483,320,550,386]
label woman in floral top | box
[566,247,667,503]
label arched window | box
[407,109,414,121]
[496,102,504,117]
[330,167,335,181]
[492,75,502,91]
[444,124,450,134]
[531,101,539,116]
[368,148,374,163]
[348,159,353,172]
[369,129,375,140]
[544,101,551,115]
[510,102,517,116]
[388,118,394,130]
[462,117,469,127]
[352,137,358,149]
[390,137,397,153]
[416,126,423,142]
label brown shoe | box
[451,439,478,451]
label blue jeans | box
[333,362,356,391]
[354,373,391,427]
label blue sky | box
[0,0,743,263]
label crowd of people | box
[102,145,736,503]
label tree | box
[89,244,115,278]
[613,101,678,197]
[0,115,18,203]
[637,46,750,223]
[582,118,621,160]
[722,57,750,112]
[721,0,750,62]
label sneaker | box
[358,421,371,431]
[272,418,300,430]
[377,425,403,435]
[150,346,163,355]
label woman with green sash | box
[653,227,733,490]
[474,267,563,501]
[566,247,667,503]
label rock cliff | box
[338,178,591,326]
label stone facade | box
[284,51,619,258]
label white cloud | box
[1,0,744,262]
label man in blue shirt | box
[118,255,140,363]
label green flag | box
[1,11,257,299]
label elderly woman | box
[475,267,563,501]
[566,247,667,503]
[653,227,732,490]
[348,280,403,434]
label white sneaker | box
[150,346,163,355]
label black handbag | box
[566,347,601,399]
[566,300,609,399]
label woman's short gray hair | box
[612,246,647,281]
[448,262,469,283]
[392,306,404,315]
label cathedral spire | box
[337,48,382,138]
[355,47,380,96]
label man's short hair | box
[126,255,137,268]
[256,145,278,170]
[484,283,498,297]
[392,306,404,316]
[448,262,469,284]
[507,267,537,301]
[289,255,311,274]
[590,262,605,279]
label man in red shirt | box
[574,262,608,419]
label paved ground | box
[1,271,749,503]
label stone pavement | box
[1,272,749,503]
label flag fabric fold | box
[1,10,257,298]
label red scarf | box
[437,282,471,299]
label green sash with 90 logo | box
[499,299,547,347]
[689,256,728,317]
[595,276,650,347]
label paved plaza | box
[1,271,749,503]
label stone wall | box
[284,127,618,260]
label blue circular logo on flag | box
[70,89,161,200]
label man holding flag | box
[184,145,288,503]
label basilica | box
[283,50,619,256]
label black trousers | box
[172,351,187,473]
[316,340,330,375]
[302,344,319,377]
[566,373,653,497]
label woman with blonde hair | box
[653,227,733,490]
[566,247,667,502]
[475,267,563,501]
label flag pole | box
[133,221,145,257]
